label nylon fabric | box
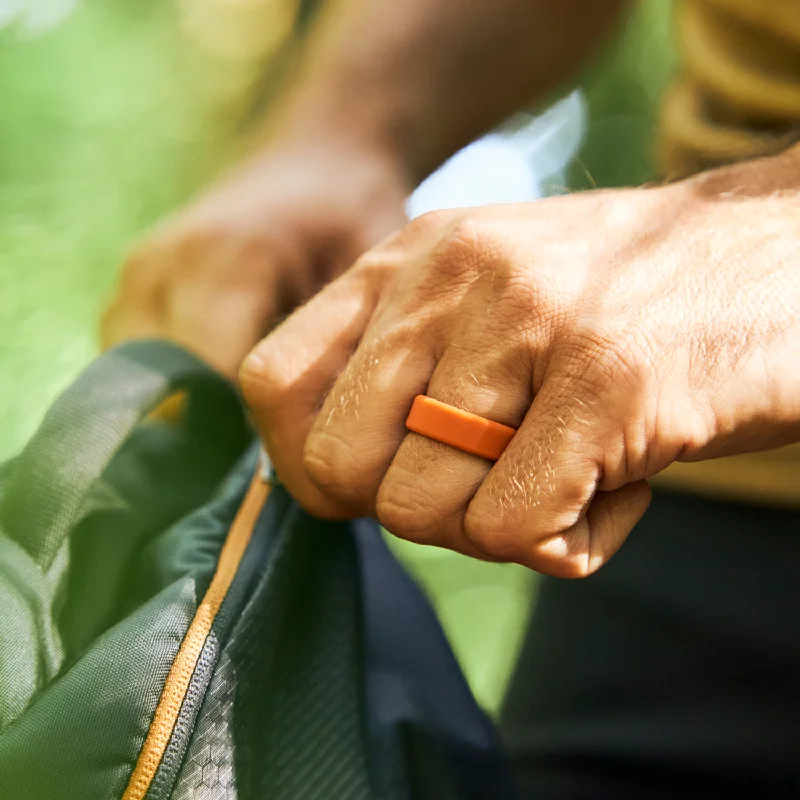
[0,341,249,795]
[61,421,247,663]
[170,651,238,800]
[171,504,373,800]
[1,340,246,570]
[0,535,63,728]
[0,341,512,799]
[0,579,198,800]
[0,451,248,798]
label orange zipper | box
[122,471,270,800]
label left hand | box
[240,150,800,577]
[101,139,408,379]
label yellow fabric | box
[653,0,800,506]
[659,0,800,176]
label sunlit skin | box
[241,152,800,577]
[103,0,800,575]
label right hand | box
[241,150,800,575]
[102,141,409,378]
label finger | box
[100,302,161,350]
[464,377,651,577]
[374,319,532,559]
[240,265,387,517]
[100,286,164,349]
[534,480,652,577]
[297,211,466,514]
[100,248,165,350]
[167,284,275,379]
[102,294,187,425]
[301,315,437,518]
[161,232,289,379]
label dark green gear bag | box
[0,341,515,800]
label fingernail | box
[241,351,265,375]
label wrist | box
[251,70,412,184]
[780,140,800,179]
[246,14,444,190]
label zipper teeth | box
[122,473,270,800]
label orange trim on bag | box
[148,391,188,424]
[122,471,270,800]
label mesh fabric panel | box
[171,507,373,800]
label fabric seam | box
[121,471,269,800]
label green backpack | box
[0,341,515,800]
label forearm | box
[272,0,629,183]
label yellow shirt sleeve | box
[659,0,800,178]
[653,0,800,507]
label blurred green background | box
[0,0,675,713]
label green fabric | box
[0,580,198,800]
[2,340,245,568]
[0,343,441,799]
[58,416,247,661]
[0,535,63,729]
[0,341,248,768]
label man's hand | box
[241,150,800,577]
[102,0,627,380]
[102,142,408,378]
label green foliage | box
[0,0,234,457]
[573,0,677,189]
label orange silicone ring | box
[405,395,517,461]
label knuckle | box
[529,522,598,580]
[534,546,594,580]
[559,322,652,396]
[167,232,220,279]
[375,481,442,544]
[418,208,458,228]
[287,473,353,521]
[238,351,290,418]
[354,209,462,276]
[302,435,362,504]
[119,247,158,295]
[166,222,271,283]
[351,250,397,287]
[492,274,544,331]
[430,218,485,279]
[430,219,542,308]
[174,221,220,253]
[445,217,516,271]
[602,331,654,384]
[409,209,460,239]
[403,217,493,304]
[463,504,516,560]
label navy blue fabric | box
[355,519,517,800]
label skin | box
[101,144,409,378]
[104,0,800,577]
[102,0,627,377]
[241,149,800,577]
